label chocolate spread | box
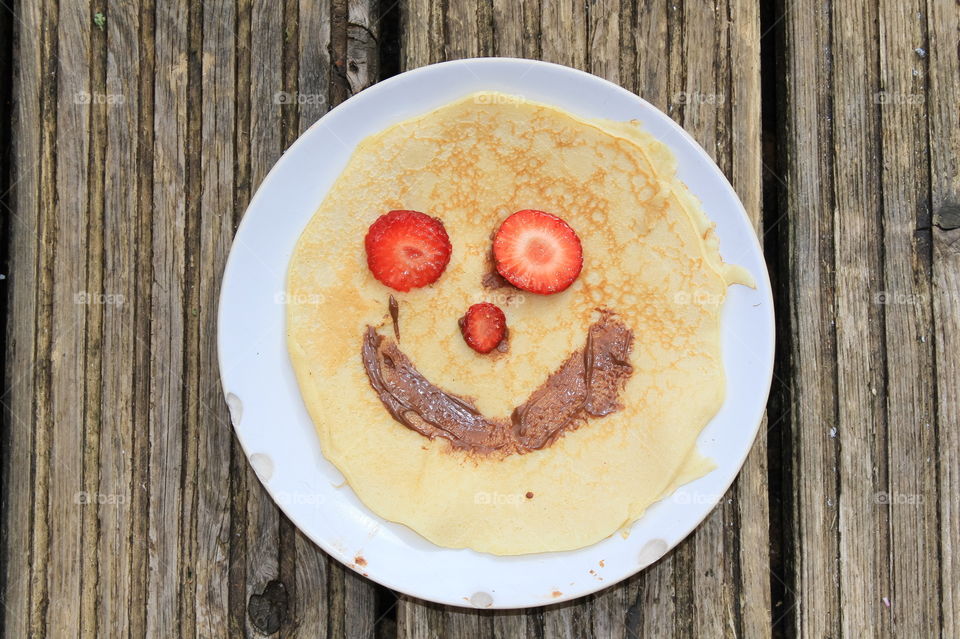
[481,270,511,290]
[361,312,634,455]
[388,295,400,341]
[481,247,511,289]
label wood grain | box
[781,0,841,635]
[779,0,957,636]
[46,0,90,634]
[97,0,141,635]
[876,0,939,634]
[926,0,960,635]
[130,1,157,635]
[195,0,236,636]
[829,0,892,633]
[4,0,44,636]
[147,0,189,633]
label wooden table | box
[1,0,957,637]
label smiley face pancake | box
[286,92,752,555]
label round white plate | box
[218,58,775,609]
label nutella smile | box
[362,310,633,456]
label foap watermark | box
[74,91,125,106]
[473,93,527,107]
[74,291,125,306]
[274,91,326,106]
[470,290,526,307]
[474,491,529,506]
[674,91,725,106]
[274,291,326,305]
[673,290,724,306]
[873,291,924,306]
[75,491,126,506]
[670,491,725,506]
[873,91,924,106]
[874,491,923,506]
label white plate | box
[218,58,775,609]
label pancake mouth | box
[361,311,634,456]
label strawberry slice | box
[365,210,452,292]
[492,209,583,294]
[459,302,507,354]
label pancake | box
[286,92,752,555]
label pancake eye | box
[492,210,583,294]
[364,210,452,292]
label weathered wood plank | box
[401,0,444,70]
[876,0,939,634]
[445,0,481,59]
[80,3,107,635]
[243,0,285,636]
[539,0,586,71]
[28,0,62,634]
[178,0,204,634]
[588,0,619,84]
[926,0,960,634]
[491,0,540,59]
[129,0,157,635]
[291,530,330,637]
[780,0,955,634]
[298,0,331,130]
[47,0,97,637]
[2,0,44,636]
[347,0,379,95]
[781,0,841,635]
[97,0,141,635]
[194,0,236,635]
[147,0,190,633]
[327,565,386,638]
[492,610,538,639]
[830,1,889,635]
[629,0,668,107]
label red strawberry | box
[459,303,507,354]
[492,209,583,294]
[365,210,452,292]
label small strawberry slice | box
[492,209,583,294]
[365,210,452,292]
[459,302,507,354]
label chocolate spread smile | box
[361,311,634,455]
